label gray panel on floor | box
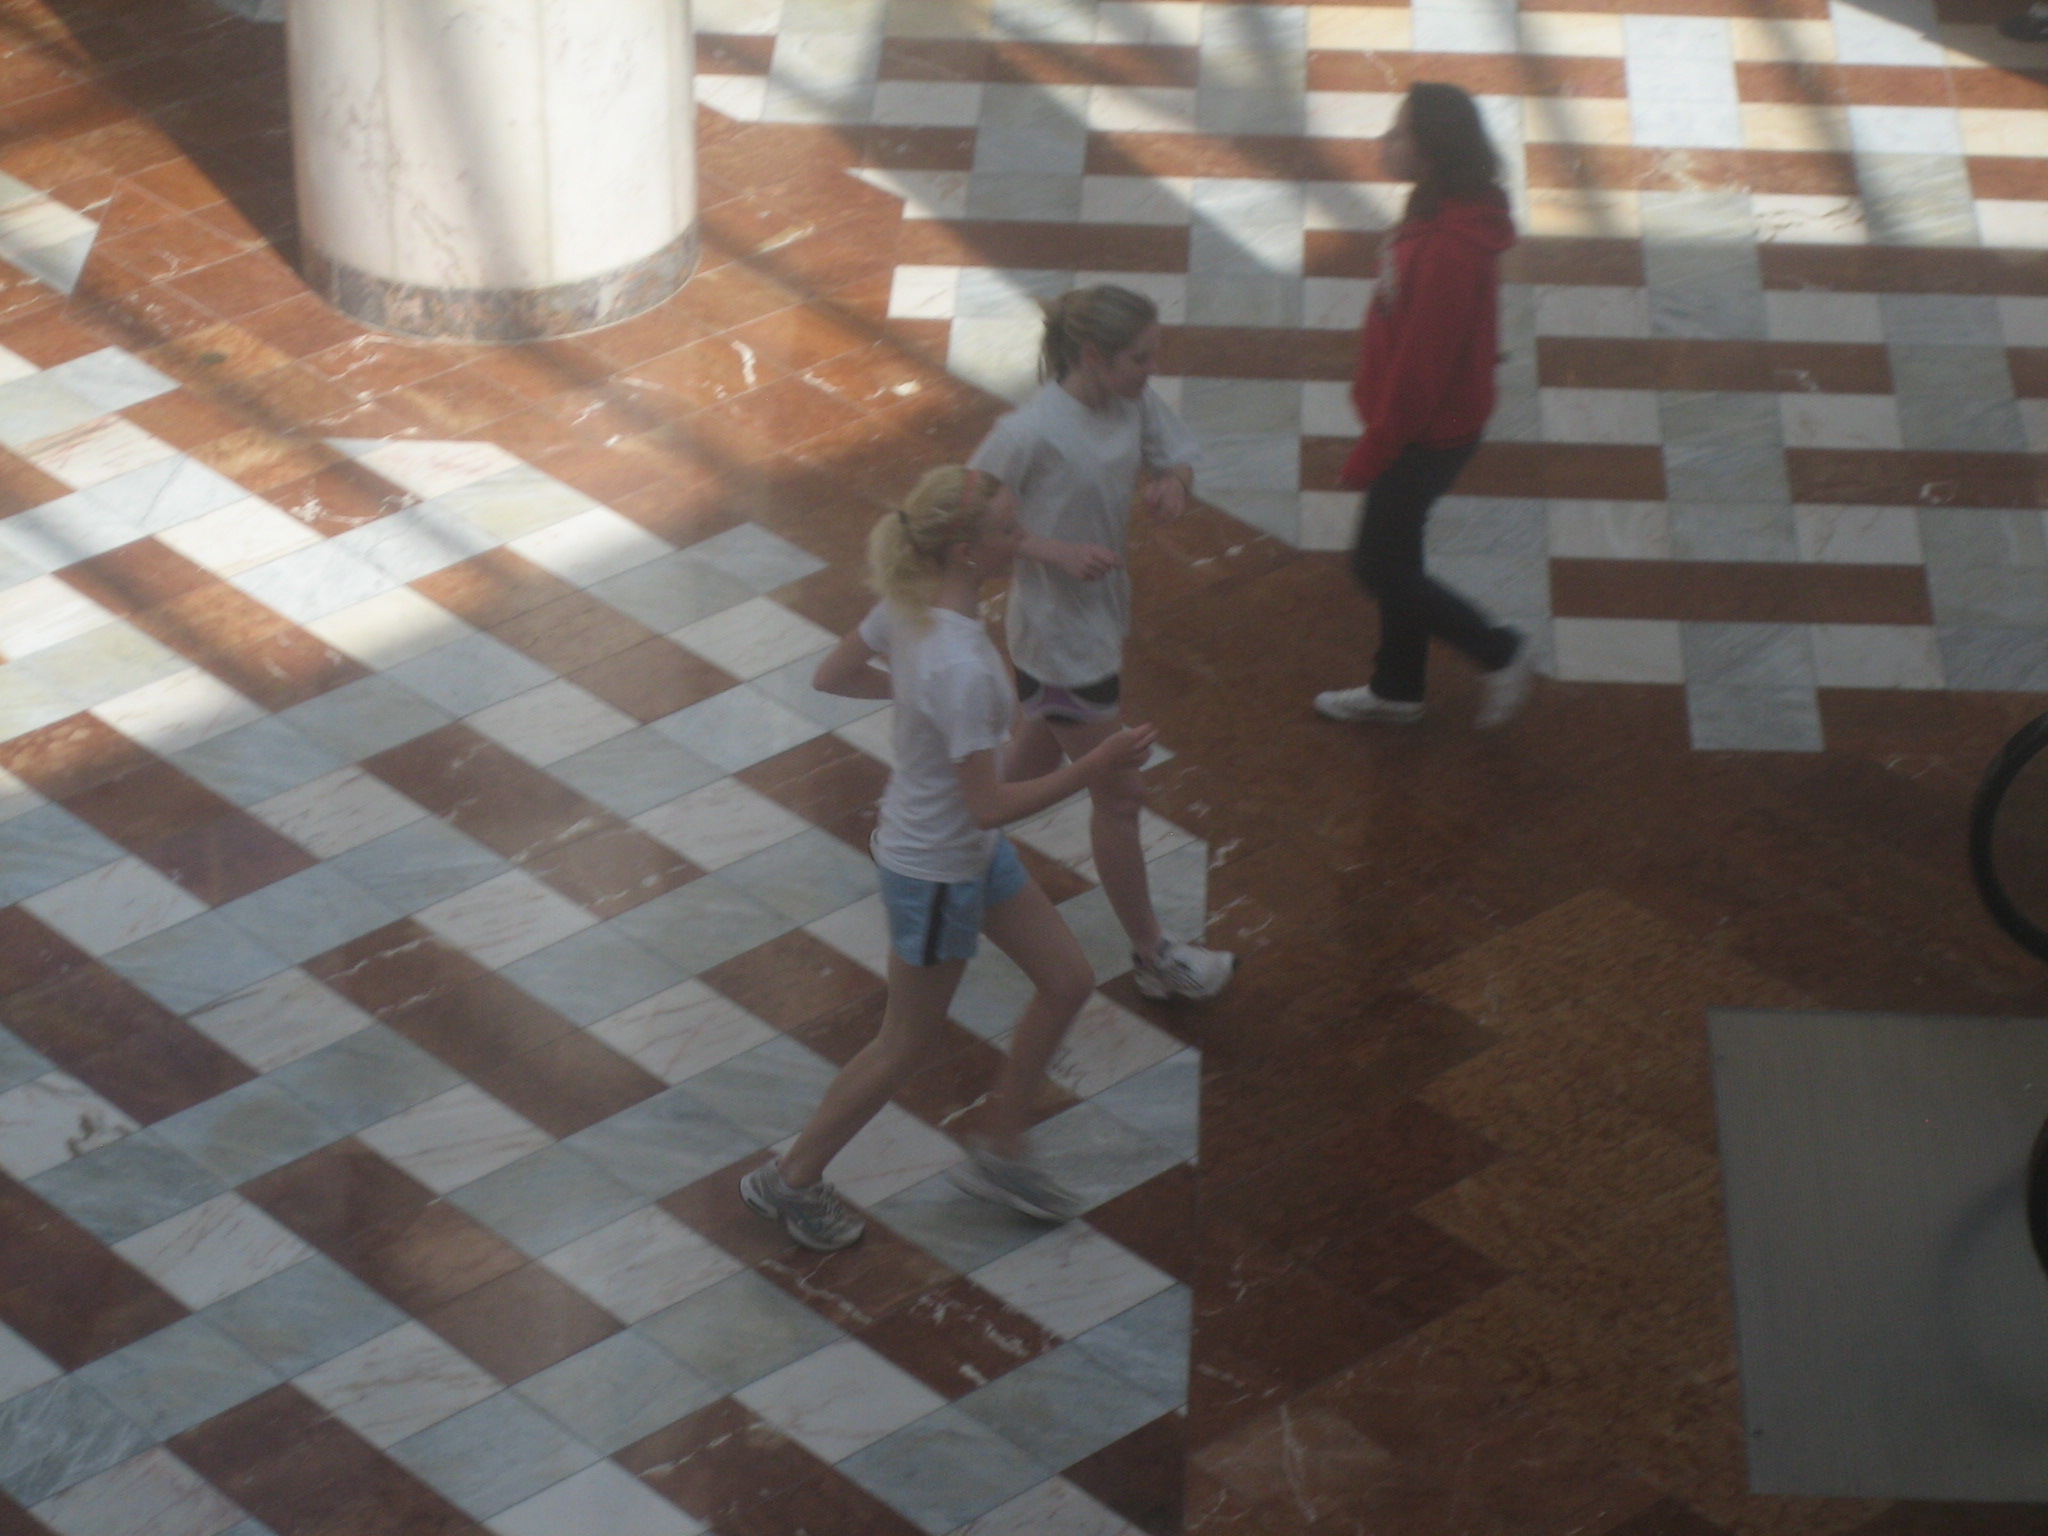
[1711,1008,2048,1501]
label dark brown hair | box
[1402,82,1502,221]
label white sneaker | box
[1133,936,1237,1001]
[1314,685,1424,724]
[948,1141,1083,1222]
[740,1163,865,1251]
[1473,640,1533,730]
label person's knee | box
[1089,771,1144,824]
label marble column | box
[286,0,697,341]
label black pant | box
[1349,442,1517,703]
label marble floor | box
[0,0,2044,1533]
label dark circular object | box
[1970,711,2048,967]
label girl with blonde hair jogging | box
[741,467,1156,1250]
[970,285,1236,1003]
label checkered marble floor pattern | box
[693,0,2048,750]
[0,333,1204,1535]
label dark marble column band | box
[305,224,701,343]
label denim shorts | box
[876,835,1029,966]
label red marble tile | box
[418,1262,622,1382]
[755,1220,958,1332]
[736,733,889,850]
[1065,1413,1188,1536]
[171,1385,478,1536]
[470,1029,666,1139]
[568,636,739,722]
[1087,1164,1199,1285]
[1787,448,2048,509]
[1552,558,1932,626]
[855,1276,1060,1398]
[0,1182,186,1369]
[134,810,316,904]
[619,1398,833,1530]
[699,929,886,1033]
[241,1139,437,1252]
[0,907,92,997]
[488,591,659,674]
[362,724,613,861]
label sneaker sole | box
[1132,952,1240,1002]
[1314,701,1424,724]
[947,1161,1073,1222]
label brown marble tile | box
[855,1276,1059,1398]
[164,246,305,318]
[619,1398,833,1531]
[700,929,886,1033]
[736,733,889,849]
[0,907,92,998]
[170,1385,478,1536]
[521,822,700,919]
[0,1489,51,1536]
[489,592,660,676]
[1162,324,1356,381]
[1793,447,2046,507]
[305,918,492,1016]
[383,973,582,1080]
[415,548,577,628]
[418,1261,622,1381]
[0,1181,186,1368]
[1527,143,1860,196]
[895,218,1189,275]
[1758,242,2048,297]
[470,1029,666,1139]
[722,1470,927,1536]
[57,536,215,615]
[364,724,612,862]
[241,1139,437,1250]
[134,810,316,904]
[756,1220,957,1332]
[1309,50,1628,94]
[0,449,66,515]
[1537,336,1892,394]
[569,636,740,722]
[1066,1413,1189,1536]
[1551,557,1932,625]
[266,461,416,536]
[61,754,236,848]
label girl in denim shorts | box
[740,466,1155,1251]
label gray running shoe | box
[948,1143,1083,1222]
[1314,685,1424,724]
[1134,936,1237,1001]
[740,1163,865,1251]
[1474,638,1534,729]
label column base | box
[306,224,700,343]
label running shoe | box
[948,1142,1083,1222]
[1473,638,1534,729]
[1314,685,1425,724]
[740,1162,865,1251]
[1134,936,1238,1001]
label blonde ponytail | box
[1039,284,1159,382]
[867,465,1002,623]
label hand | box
[1081,723,1158,778]
[1144,473,1189,519]
[1046,541,1122,581]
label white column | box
[286,0,697,341]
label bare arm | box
[811,631,893,699]
[954,724,1157,830]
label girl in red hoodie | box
[1315,82,1533,729]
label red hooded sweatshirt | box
[1340,191,1517,490]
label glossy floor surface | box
[0,1,2045,1533]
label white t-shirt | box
[859,601,1014,883]
[969,382,1200,687]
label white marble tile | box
[466,681,638,766]
[888,264,961,320]
[0,575,111,657]
[541,1206,743,1322]
[1045,996,1183,1099]
[971,1223,1174,1339]
[0,668,78,740]
[416,869,597,968]
[735,1339,946,1463]
[29,1447,246,1536]
[586,980,777,1084]
[0,765,42,825]
[358,1085,553,1194]
[0,1320,60,1406]
[804,892,891,977]
[1751,193,1868,245]
[342,436,523,499]
[1539,388,1662,446]
[294,1321,502,1448]
[873,79,983,127]
[91,667,266,756]
[1810,623,1945,689]
[1778,392,1901,450]
[671,607,835,681]
[814,1103,963,1206]
[695,72,767,121]
[23,856,207,955]
[1546,500,1672,561]
[1079,174,1193,225]
[956,1475,1131,1536]
[486,1460,704,1536]
[1997,295,2048,347]
[1550,617,1687,684]
[1793,505,1922,565]
[510,507,672,586]
[187,968,375,1072]
[0,1072,138,1179]
[632,777,808,869]
[21,416,176,490]
[112,1193,314,1309]
[155,495,324,576]
[252,768,427,858]
[306,586,477,669]
[232,539,397,624]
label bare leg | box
[779,953,964,1187]
[1048,715,1163,957]
[976,878,1095,1157]
[1002,709,1064,783]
